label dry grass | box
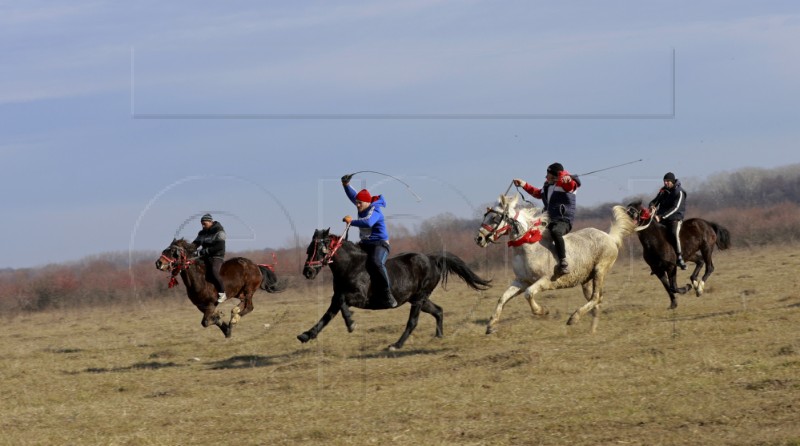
[1,244,799,445]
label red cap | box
[355,189,372,203]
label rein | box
[507,219,543,247]
[258,252,278,272]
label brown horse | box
[155,238,285,337]
[626,201,731,309]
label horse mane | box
[172,238,197,250]
[508,197,549,227]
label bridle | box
[480,205,523,244]
[159,245,196,288]
[305,224,350,269]
[627,205,655,231]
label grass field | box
[1,243,799,445]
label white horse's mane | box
[498,194,550,228]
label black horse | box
[299,228,491,350]
[626,202,731,309]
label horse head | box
[625,201,654,231]
[155,238,196,272]
[475,194,525,247]
[303,228,332,279]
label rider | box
[513,162,581,275]
[341,174,398,309]
[649,172,688,270]
[193,213,228,303]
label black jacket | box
[649,181,687,222]
[193,221,226,259]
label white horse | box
[475,194,636,334]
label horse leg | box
[486,281,525,334]
[389,302,424,351]
[695,248,715,297]
[297,296,342,343]
[568,281,601,332]
[239,293,255,317]
[340,301,357,333]
[523,280,551,318]
[657,272,678,309]
[420,298,443,338]
[689,260,704,292]
[202,307,231,337]
[568,273,605,331]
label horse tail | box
[709,222,731,250]
[428,252,492,291]
[258,265,287,293]
[609,205,637,248]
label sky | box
[2,1,799,269]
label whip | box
[577,159,643,176]
[344,170,422,202]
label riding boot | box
[384,290,398,308]
[676,254,687,270]
[217,292,228,303]
[557,258,570,275]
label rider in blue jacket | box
[341,174,397,309]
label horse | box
[299,228,492,350]
[475,194,636,334]
[625,201,731,309]
[155,238,286,337]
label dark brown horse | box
[626,202,731,309]
[155,238,285,337]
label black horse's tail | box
[258,265,287,293]
[428,252,491,291]
[709,222,732,250]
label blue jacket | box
[344,184,389,242]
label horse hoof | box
[485,326,496,335]
[387,344,400,351]
[669,303,678,310]
[566,316,578,325]
[297,333,311,343]
[347,323,357,333]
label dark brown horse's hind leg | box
[657,272,678,309]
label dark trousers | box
[548,220,572,262]
[360,241,391,297]
[663,220,683,256]
[205,257,225,293]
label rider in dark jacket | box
[514,162,581,275]
[193,214,228,302]
[649,172,688,269]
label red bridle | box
[305,235,345,268]
[159,249,195,288]
[481,208,520,243]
